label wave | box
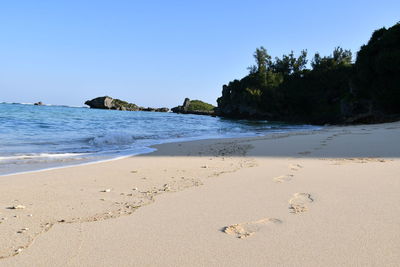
[0,102,87,108]
[0,102,34,105]
[88,132,137,147]
[0,153,87,162]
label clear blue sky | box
[0,0,399,107]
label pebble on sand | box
[11,205,26,210]
[17,228,29,233]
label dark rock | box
[84,96,169,113]
[85,96,115,109]
[182,98,190,112]
[34,101,44,106]
[141,107,155,112]
[157,107,170,112]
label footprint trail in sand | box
[273,174,294,183]
[289,164,303,171]
[272,163,304,183]
[223,218,282,239]
[288,193,314,214]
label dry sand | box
[1,122,400,266]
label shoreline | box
[0,126,321,177]
[0,121,399,266]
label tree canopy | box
[217,22,400,124]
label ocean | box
[0,103,320,175]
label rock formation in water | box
[171,98,216,116]
[84,96,169,112]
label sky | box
[0,0,399,108]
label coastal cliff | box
[217,22,400,125]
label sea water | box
[0,103,320,175]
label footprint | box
[288,193,314,214]
[273,174,294,183]
[223,218,282,239]
[289,164,303,171]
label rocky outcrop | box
[84,96,169,112]
[85,96,116,109]
[141,107,170,112]
[171,98,190,113]
[171,98,216,116]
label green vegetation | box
[217,22,400,124]
[186,100,215,112]
[353,23,400,114]
[111,98,139,110]
[171,98,216,115]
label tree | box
[293,50,308,73]
[252,47,271,86]
[354,23,400,113]
[332,47,352,65]
[311,47,352,71]
[273,50,308,75]
[247,65,257,74]
[253,46,272,73]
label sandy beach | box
[1,122,400,266]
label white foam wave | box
[0,153,87,162]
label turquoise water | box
[0,103,320,175]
